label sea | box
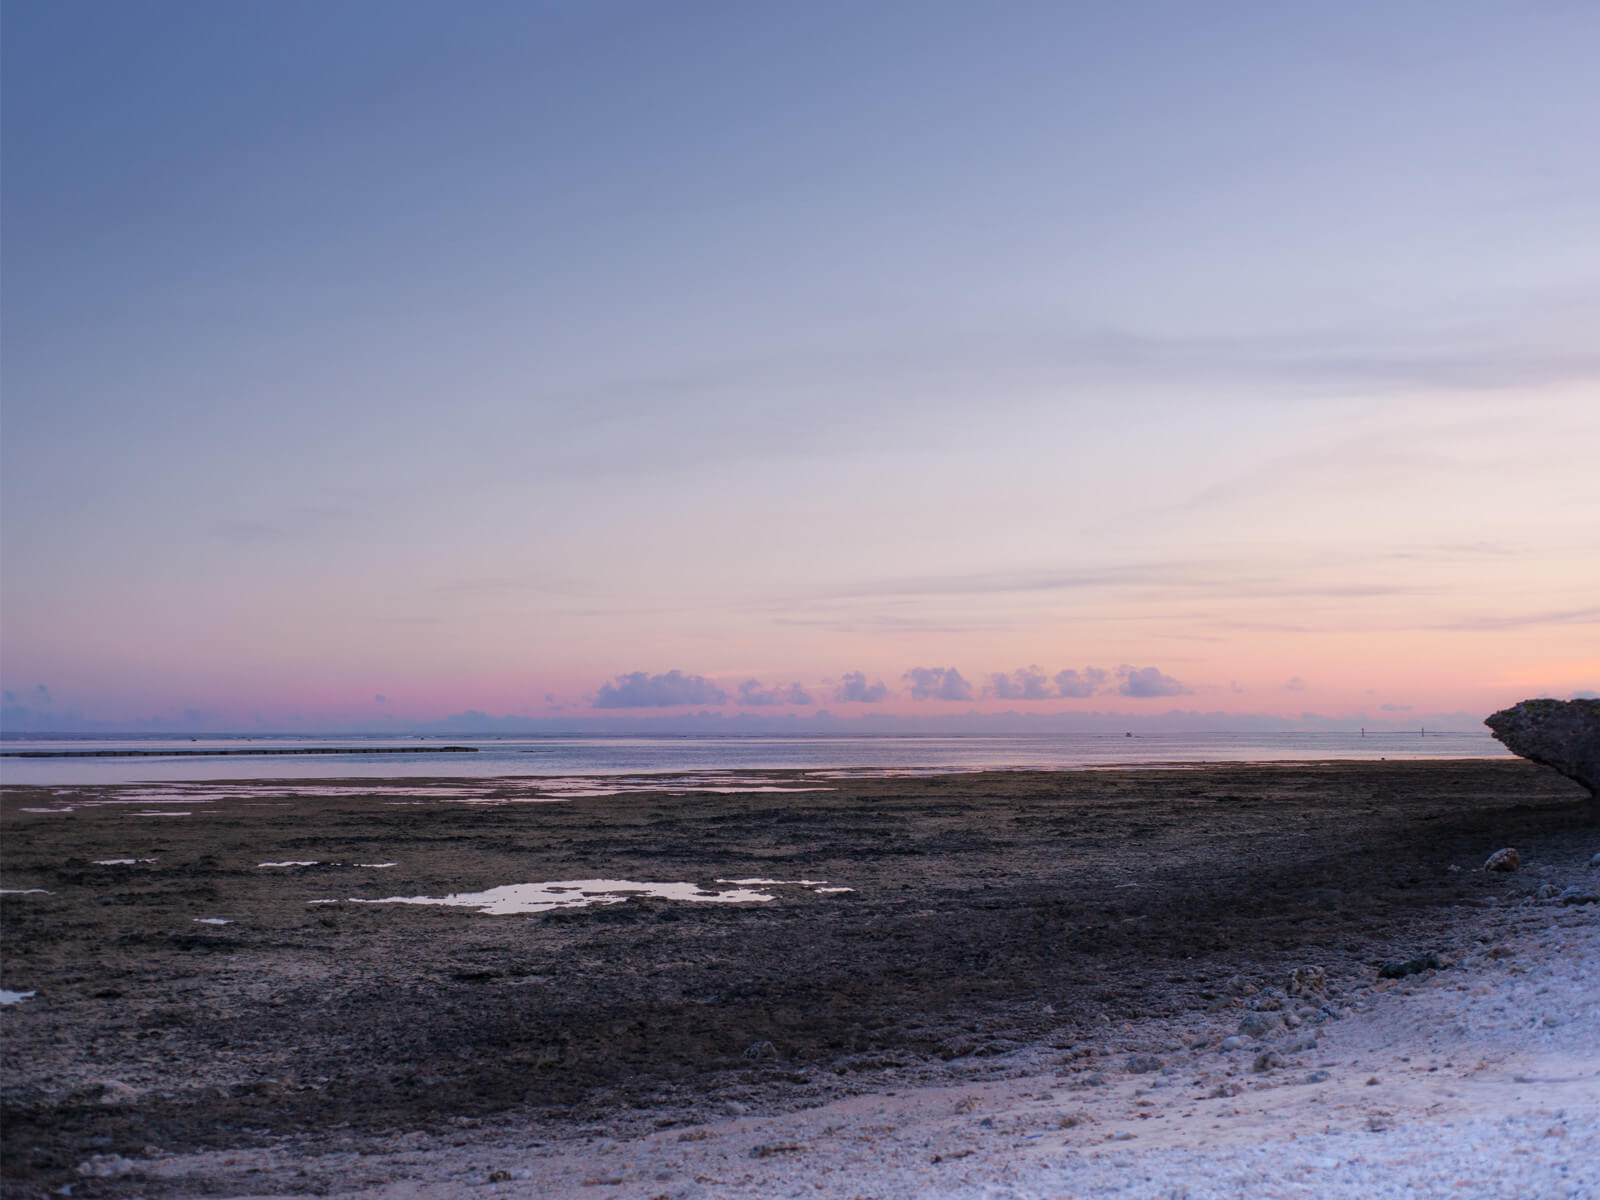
[0,731,1509,788]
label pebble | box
[1379,953,1443,979]
[1237,1012,1283,1038]
[1287,966,1328,997]
[1485,848,1521,872]
[76,1154,137,1178]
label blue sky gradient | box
[4,1,1597,730]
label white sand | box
[88,861,1600,1199]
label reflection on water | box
[717,876,826,885]
[520,775,836,798]
[7,774,838,811]
[0,730,1509,787]
[0,989,37,1006]
[193,917,232,925]
[346,877,848,915]
[718,876,857,894]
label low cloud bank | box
[833,672,889,703]
[738,679,814,707]
[1055,667,1110,698]
[1117,665,1192,698]
[985,667,1051,700]
[904,666,974,701]
[593,670,729,708]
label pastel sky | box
[3,0,1597,732]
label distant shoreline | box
[0,746,480,759]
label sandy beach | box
[3,759,1596,1198]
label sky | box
[3,0,1597,733]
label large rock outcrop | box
[1485,698,1600,818]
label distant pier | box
[0,746,480,759]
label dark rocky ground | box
[1,759,1592,1196]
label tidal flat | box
[1,760,1594,1197]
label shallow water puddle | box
[81,796,211,805]
[120,784,487,802]
[0,888,52,896]
[355,862,397,868]
[0,989,37,1006]
[93,858,157,866]
[716,877,855,893]
[522,774,838,799]
[193,918,232,925]
[345,876,854,914]
[49,775,837,814]
[349,878,781,914]
[258,861,319,868]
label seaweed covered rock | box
[1485,698,1600,818]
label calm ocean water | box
[0,731,1508,787]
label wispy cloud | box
[772,613,1008,634]
[523,317,1600,479]
[802,559,1442,607]
[1429,606,1600,632]
[816,566,1161,600]
[210,505,361,544]
[437,575,543,594]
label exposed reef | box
[1485,698,1599,819]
